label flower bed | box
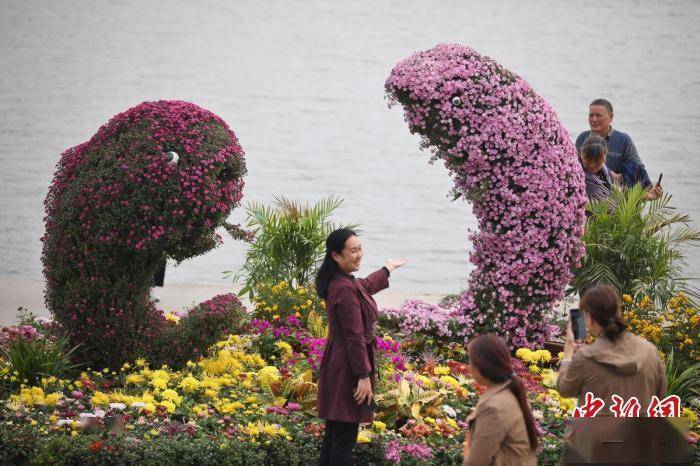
[2,306,696,465]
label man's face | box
[588,105,613,135]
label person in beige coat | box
[557,285,668,463]
[463,334,539,466]
[557,285,667,415]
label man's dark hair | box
[589,98,613,115]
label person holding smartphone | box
[315,228,406,466]
[580,135,663,202]
[558,285,667,414]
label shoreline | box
[0,277,445,326]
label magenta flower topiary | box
[386,44,587,348]
[42,100,247,368]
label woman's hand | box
[353,376,373,405]
[562,317,582,361]
[385,258,407,273]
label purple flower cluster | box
[380,300,474,342]
[386,44,586,347]
[299,336,327,370]
[384,439,435,463]
[376,336,407,371]
[0,325,44,351]
[41,100,247,368]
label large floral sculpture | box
[385,44,587,347]
[42,100,247,368]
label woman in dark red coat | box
[315,228,406,466]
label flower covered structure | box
[386,44,587,347]
[42,100,247,368]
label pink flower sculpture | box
[386,44,586,348]
[42,100,247,368]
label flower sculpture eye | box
[451,96,462,107]
[165,151,179,165]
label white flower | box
[57,419,73,426]
[532,409,543,421]
[79,413,97,419]
[130,402,147,409]
[109,402,126,411]
[442,405,457,418]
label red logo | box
[573,392,605,418]
[610,395,641,417]
[647,395,681,417]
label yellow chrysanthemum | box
[126,374,144,384]
[516,348,534,363]
[157,400,176,413]
[150,377,168,390]
[91,391,110,406]
[275,341,293,355]
[160,389,183,405]
[439,375,460,388]
[179,376,200,393]
[45,392,62,406]
[258,366,280,388]
[372,421,386,431]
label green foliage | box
[0,431,322,465]
[665,349,700,403]
[227,195,357,298]
[1,336,82,390]
[573,185,700,307]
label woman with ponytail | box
[463,334,538,466]
[316,228,406,466]
[557,285,667,414]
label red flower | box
[90,441,104,452]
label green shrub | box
[665,349,700,402]
[572,185,700,307]
[228,196,356,298]
[0,335,82,393]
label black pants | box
[319,420,359,466]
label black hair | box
[589,98,614,115]
[581,135,607,164]
[315,228,357,299]
[580,285,627,342]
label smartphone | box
[656,173,663,187]
[570,308,587,341]
[363,398,378,414]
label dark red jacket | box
[316,268,389,423]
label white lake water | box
[1,0,699,294]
